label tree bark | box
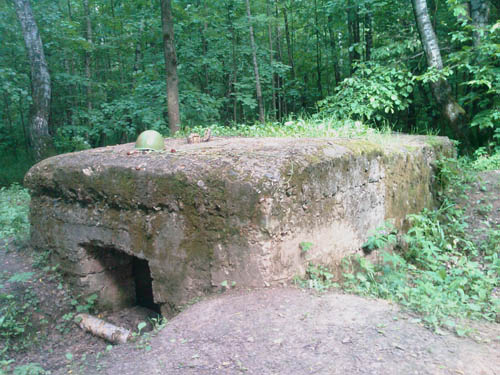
[83,0,93,112]
[347,0,360,74]
[282,3,296,80]
[313,0,322,97]
[12,0,54,161]
[267,0,276,119]
[412,0,467,138]
[160,0,181,134]
[470,0,489,47]
[245,0,265,124]
[227,1,238,123]
[365,8,373,61]
[327,15,341,85]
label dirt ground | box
[1,171,499,375]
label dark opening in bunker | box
[132,257,161,313]
[82,245,161,314]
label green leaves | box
[317,62,414,123]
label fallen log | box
[76,313,131,344]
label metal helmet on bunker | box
[135,130,165,151]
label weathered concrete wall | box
[25,135,453,314]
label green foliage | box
[342,159,500,332]
[361,221,397,254]
[318,62,414,123]
[471,147,500,171]
[0,184,30,242]
[448,18,500,145]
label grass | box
[179,116,378,139]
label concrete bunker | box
[81,244,161,314]
[25,136,455,312]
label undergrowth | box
[0,184,30,243]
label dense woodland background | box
[0,0,499,185]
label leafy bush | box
[317,62,414,123]
[471,146,500,171]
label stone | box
[24,135,454,315]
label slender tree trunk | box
[282,2,295,80]
[470,0,489,47]
[160,0,181,134]
[245,0,265,123]
[201,21,209,92]
[83,0,93,112]
[267,0,276,119]
[365,8,373,61]
[327,15,341,85]
[275,0,285,119]
[133,20,144,75]
[313,0,322,97]
[227,2,238,123]
[412,0,467,138]
[347,0,360,74]
[12,0,54,161]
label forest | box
[0,0,499,185]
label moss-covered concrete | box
[25,135,454,314]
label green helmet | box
[135,130,165,151]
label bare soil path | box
[101,287,499,375]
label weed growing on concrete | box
[294,263,338,292]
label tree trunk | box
[365,8,373,61]
[412,0,467,138]
[282,2,295,80]
[227,1,238,123]
[83,0,92,112]
[245,0,265,124]
[313,0,322,97]
[267,0,276,119]
[160,0,181,134]
[327,15,341,85]
[470,0,489,47]
[12,0,54,161]
[275,0,285,119]
[201,21,209,92]
[347,0,360,74]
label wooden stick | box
[76,313,131,344]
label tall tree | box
[470,0,490,47]
[83,0,93,112]
[412,0,467,138]
[160,0,181,134]
[245,0,265,123]
[12,0,54,161]
[267,0,277,119]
